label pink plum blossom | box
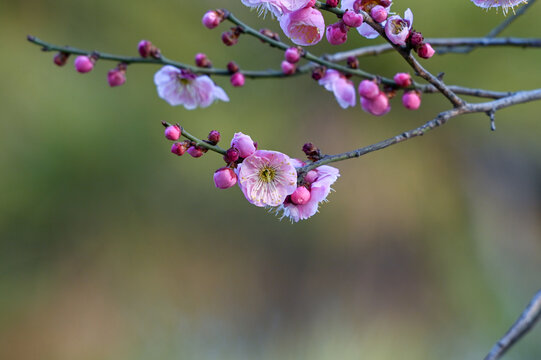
[326,21,348,45]
[340,0,392,39]
[154,65,229,109]
[241,0,314,17]
[385,8,413,46]
[277,159,340,222]
[280,7,325,46]
[417,43,435,59]
[237,150,298,207]
[470,0,527,14]
[318,69,356,109]
[231,132,256,158]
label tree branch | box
[484,289,541,360]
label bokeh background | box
[1,0,541,359]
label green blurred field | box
[1,0,541,359]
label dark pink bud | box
[208,130,221,144]
[326,0,339,7]
[358,80,379,99]
[302,143,321,161]
[259,28,281,41]
[343,10,363,28]
[409,31,424,48]
[202,10,222,29]
[285,47,301,64]
[195,53,212,68]
[230,72,245,87]
[107,67,127,87]
[402,91,421,110]
[187,146,204,158]
[379,0,392,7]
[393,72,411,87]
[417,43,435,59]
[291,186,311,205]
[326,22,348,45]
[347,56,359,69]
[171,142,186,156]
[370,5,388,23]
[138,40,152,58]
[227,61,239,73]
[165,125,181,141]
[223,147,240,163]
[213,167,237,189]
[311,67,326,81]
[74,55,94,73]
[221,31,238,46]
[281,60,296,75]
[53,52,69,66]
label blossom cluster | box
[163,124,339,222]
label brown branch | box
[484,289,541,360]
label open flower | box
[277,159,340,222]
[154,65,229,109]
[280,7,325,46]
[241,0,314,17]
[385,8,413,46]
[318,69,356,109]
[340,0,392,39]
[237,150,298,207]
[470,0,527,14]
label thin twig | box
[484,289,541,360]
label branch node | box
[486,109,496,131]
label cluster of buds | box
[162,122,210,158]
[409,31,435,59]
[137,40,161,59]
[227,61,245,87]
[282,47,302,75]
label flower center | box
[290,25,320,44]
[258,165,276,183]
[392,19,407,34]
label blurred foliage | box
[1,0,541,359]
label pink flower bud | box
[231,132,256,158]
[393,72,412,87]
[195,53,212,68]
[409,31,424,48]
[343,10,363,28]
[107,67,126,87]
[285,47,301,64]
[138,40,152,58]
[370,5,388,23]
[53,52,69,66]
[326,0,339,7]
[281,60,296,75]
[230,72,245,87]
[311,67,326,81]
[208,130,221,144]
[221,31,238,46]
[171,142,186,156]
[74,55,94,73]
[213,167,237,189]
[223,147,240,163]
[291,186,311,205]
[202,10,222,29]
[361,92,390,116]
[417,43,435,59]
[402,91,421,110]
[358,80,379,99]
[164,125,181,141]
[304,170,318,184]
[380,0,393,7]
[187,146,204,158]
[326,22,348,45]
[227,61,239,73]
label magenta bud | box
[326,21,348,45]
[227,61,239,73]
[326,0,339,7]
[195,53,212,68]
[281,60,296,75]
[138,40,152,58]
[343,10,364,28]
[187,146,204,158]
[409,31,424,48]
[74,55,94,73]
[417,43,435,59]
[291,186,311,205]
[171,142,186,156]
[361,92,390,116]
[221,31,238,46]
[311,67,326,81]
[370,5,388,23]
[230,72,245,87]
[223,147,240,163]
[380,0,392,7]
[165,125,181,141]
[347,56,359,69]
[207,130,221,144]
[53,52,69,66]
[402,91,421,110]
[284,47,301,64]
[202,10,222,29]
[107,67,126,87]
[213,167,238,189]
[358,80,379,99]
[393,72,412,88]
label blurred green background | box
[1,0,541,359]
